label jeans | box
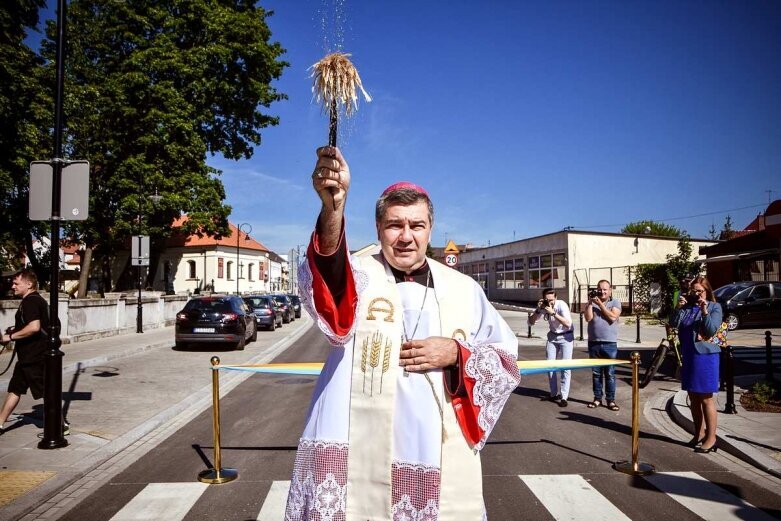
[589,341,617,401]
[547,332,574,399]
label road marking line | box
[643,471,777,521]
[519,474,630,520]
[257,480,291,520]
[109,482,209,521]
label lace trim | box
[286,443,445,521]
[391,459,441,521]
[298,255,368,346]
[286,439,348,521]
[463,344,522,450]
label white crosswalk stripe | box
[103,473,776,521]
[519,474,631,521]
[257,480,291,520]
[109,482,209,521]
[643,471,778,521]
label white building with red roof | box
[159,217,272,295]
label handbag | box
[694,321,728,354]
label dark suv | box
[288,294,302,319]
[271,294,294,323]
[244,295,283,331]
[714,281,781,330]
[175,295,257,350]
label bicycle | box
[640,324,682,389]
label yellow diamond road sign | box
[444,240,459,254]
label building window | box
[227,261,233,280]
[218,257,224,278]
[248,263,254,281]
[552,253,566,289]
[528,253,566,289]
[187,260,196,279]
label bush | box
[751,381,779,405]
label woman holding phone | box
[671,276,723,453]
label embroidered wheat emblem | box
[379,336,392,393]
[369,331,382,396]
[361,336,369,393]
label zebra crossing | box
[105,473,777,521]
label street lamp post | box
[237,223,251,295]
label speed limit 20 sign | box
[445,253,458,267]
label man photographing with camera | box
[528,288,574,407]
[584,280,622,411]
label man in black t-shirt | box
[0,269,52,434]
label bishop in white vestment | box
[285,147,520,521]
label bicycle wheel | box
[640,341,669,389]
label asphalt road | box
[58,324,781,521]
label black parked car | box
[175,295,257,350]
[270,294,293,323]
[288,294,302,319]
[244,295,283,331]
[714,281,781,331]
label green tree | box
[621,220,684,237]
[38,0,288,292]
[630,236,700,318]
[0,0,52,279]
[719,215,735,240]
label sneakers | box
[558,399,568,407]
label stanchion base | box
[198,468,238,484]
[613,460,655,475]
[37,437,68,450]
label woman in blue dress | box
[671,276,723,454]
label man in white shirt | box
[528,288,574,407]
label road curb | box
[669,389,781,479]
[3,317,313,521]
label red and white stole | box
[346,254,483,520]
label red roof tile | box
[168,216,270,252]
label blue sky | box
[32,1,781,255]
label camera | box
[537,299,554,313]
[685,293,700,305]
[588,289,601,299]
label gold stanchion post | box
[198,356,238,484]
[614,352,655,475]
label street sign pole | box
[137,236,143,333]
[39,0,68,450]
[131,236,150,333]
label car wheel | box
[236,335,246,350]
[268,320,276,331]
[726,313,740,331]
[249,324,258,342]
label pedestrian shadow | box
[512,386,550,400]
